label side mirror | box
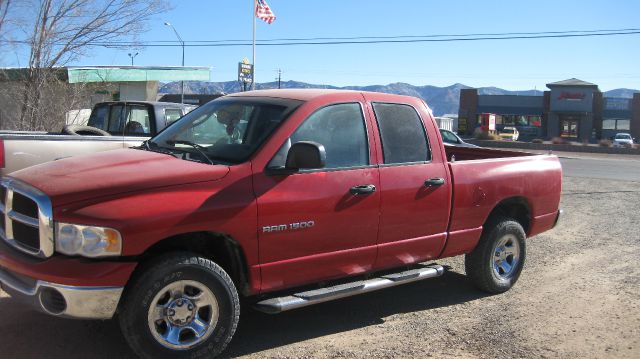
[286,141,326,170]
[265,141,326,176]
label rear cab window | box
[164,108,184,126]
[87,105,109,130]
[372,103,430,164]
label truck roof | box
[227,89,421,102]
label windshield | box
[615,134,631,140]
[149,97,302,164]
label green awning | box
[67,67,211,83]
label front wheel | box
[465,216,526,293]
[119,254,240,359]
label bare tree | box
[0,1,10,36]
[12,0,169,130]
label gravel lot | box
[1,175,639,359]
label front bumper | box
[553,209,563,229]
[0,239,137,319]
[0,266,123,319]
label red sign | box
[557,92,585,101]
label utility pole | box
[164,22,185,104]
[276,68,281,89]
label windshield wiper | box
[166,140,214,165]
[137,140,175,155]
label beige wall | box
[118,81,158,101]
[0,80,118,131]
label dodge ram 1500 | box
[0,90,562,358]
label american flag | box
[255,0,276,24]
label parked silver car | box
[613,133,634,147]
[439,129,479,148]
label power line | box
[3,28,639,47]
[37,27,640,44]
[106,30,640,47]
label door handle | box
[350,184,376,196]
[424,178,445,187]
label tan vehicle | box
[499,126,520,141]
[0,101,195,175]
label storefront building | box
[458,78,640,142]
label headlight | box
[55,223,122,257]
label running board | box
[254,264,445,314]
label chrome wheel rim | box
[492,234,520,279]
[147,280,219,350]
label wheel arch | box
[484,197,531,235]
[138,231,252,296]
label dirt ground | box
[1,175,639,358]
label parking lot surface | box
[1,161,638,358]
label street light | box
[128,52,139,66]
[164,22,185,104]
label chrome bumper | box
[0,266,123,319]
[553,209,563,229]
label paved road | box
[560,156,640,182]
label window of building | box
[516,115,528,126]
[603,118,631,130]
[373,103,430,164]
[617,120,631,131]
[604,98,631,110]
[503,115,515,125]
[528,116,542,127]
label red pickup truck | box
[0,90,562,358]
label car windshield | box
[615,134,631,139]
[148,97,302,164]
[503,128,515,134]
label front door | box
[254,100,380,292]
[560,117,580,139]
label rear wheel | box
[465,216,526,293]
[119,253,240,359]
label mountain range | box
[159,81,638,116]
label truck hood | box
[9,149,230,207]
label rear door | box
[253,96,381,292]
[364,95,452,270]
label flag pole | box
[252,0,256,91]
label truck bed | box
[443,145,535,162]
[439,146,562,258]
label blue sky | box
[4,0,640,91]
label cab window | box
[270,103,369,169]
[87,105,109,130]
[373,103,430,164]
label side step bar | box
[254,264,445,314]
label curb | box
[467,140,640,155]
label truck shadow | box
[0,271,489,358]
[225,271,486,357]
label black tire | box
[62,124,111,136]
[465,216,526,293]
[119,253,240,359]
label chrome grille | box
[0,177,54,258]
